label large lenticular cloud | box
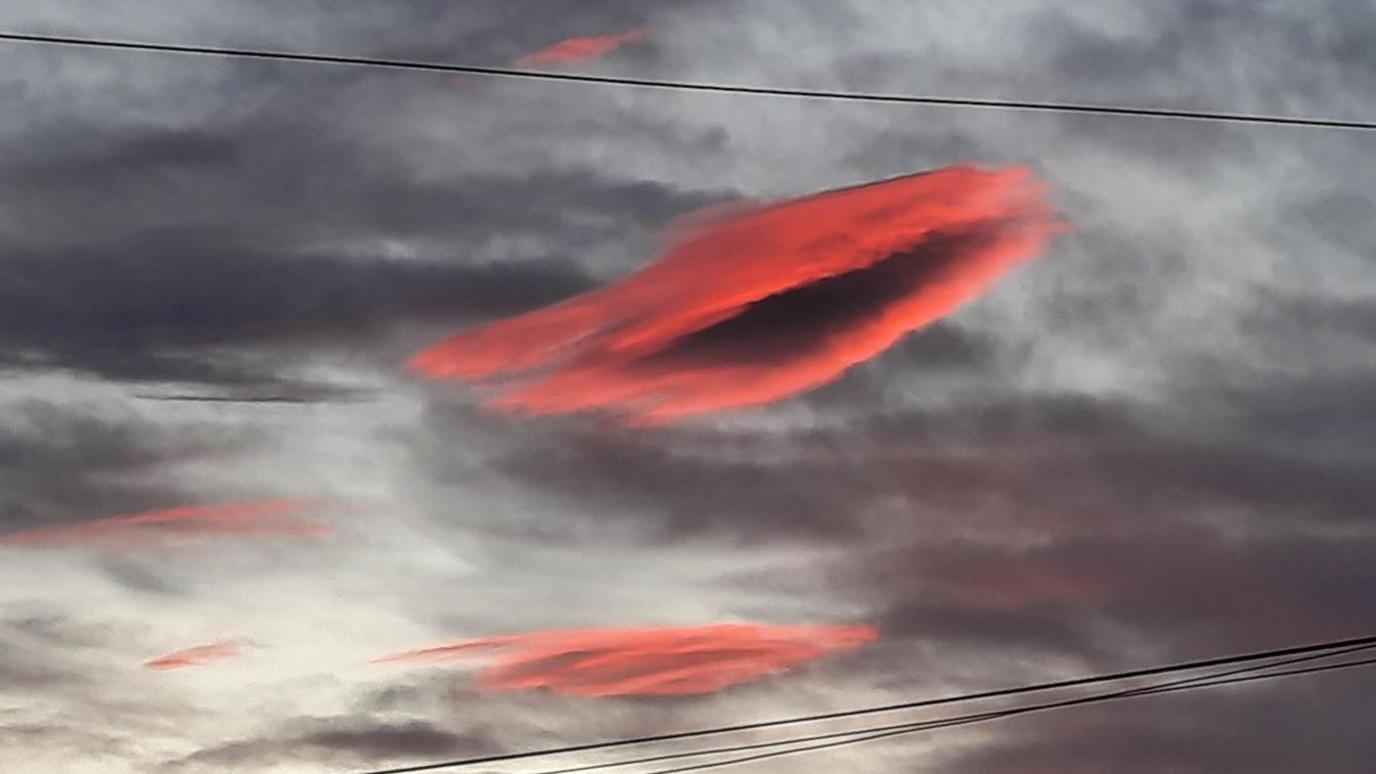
[375,622,876,696]
[513,26,648,67]
[144,639,252,670]
[410,165,1063,422]
[0,498,330,550]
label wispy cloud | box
[144,639,254,670]
[513,26,649,68]
[0,499,331,550]
[376,622,876,696]
[410,166,1062,421]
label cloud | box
[376,623,876,696]
[165,719,497,773]
[0,235,593,389]
[132,383,379,405]
[410,165,1062,421]
[407,392,1129,549]
[0,399,259,536]
[144,639,252,670]
[941,675,1376,774]
[514,26,650,67]
[1,103,722,389]
[0,498,331,550]
[433,383,1376,660]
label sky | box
[2,1,1375,771]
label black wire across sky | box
[3,31,1376,131]
[356,633,1376,774]
[515,644,1376,774]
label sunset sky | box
[2,2,1375,772]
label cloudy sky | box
[2,1,1375,772]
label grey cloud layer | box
[0,400,258,532]
[1,0,1374,772]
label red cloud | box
[144,639,252,670]
[375,623,877,696]
[0,498,330,550]
[410,165,1064,423]
[514,26,648,68]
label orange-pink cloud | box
[375,622,877,696]
[409,165,1064,423]
[514,26,648,68]
[0,498,330,550]
[144,639,252,670]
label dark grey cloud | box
[0,400,256,534]
[0,616,89,690]
[168,717,495,771]
[131,383,379,404]
[0,158,729,386]
[942,676,1376,774]
[1287,189,1376,253]
[6,127,239,188]
[847,517,1376,654]
[414,354,1375,553]
[414,373,1376,681]
[414,403,876,544]
[2,23,732,389]
[0,614,181,762]
[0,237,589,382]
[1030,0,1376,116]
[1220,371,1376,459]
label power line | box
[354,633,1376,774]
[2,31,1375,132]
[523,642,1376,774]
[626,650,1376,774]
[638,654,1376,774]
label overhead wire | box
[2,31,1376,131]
[519,642,1376,774]
[624,648,1376,774]
[355,633,1376,773]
